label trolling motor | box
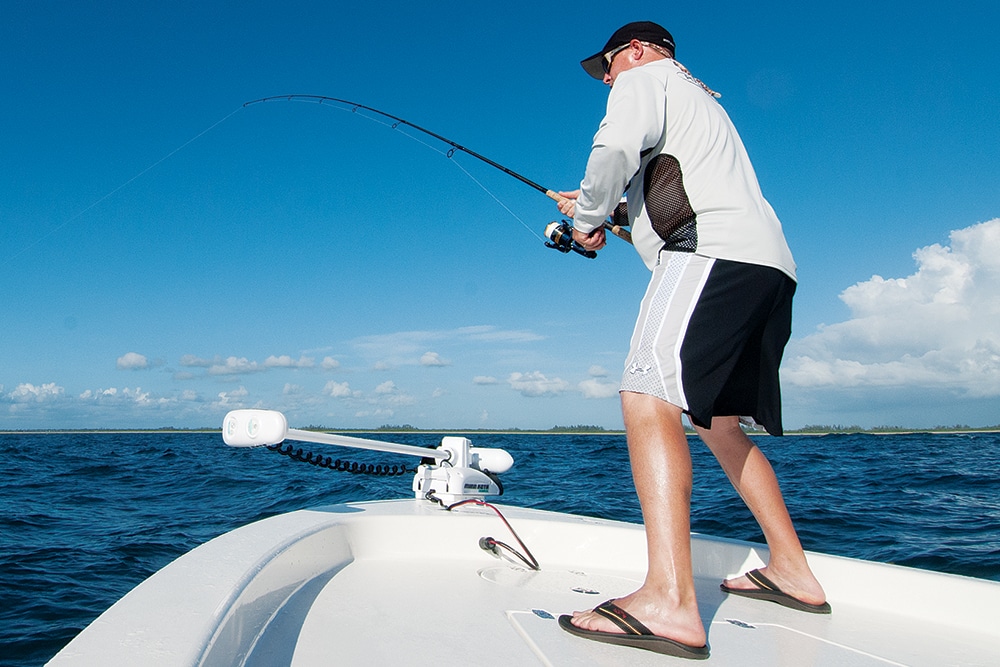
[222,409,513,505]
[544,221,597,258]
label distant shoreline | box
[3,427,999,436]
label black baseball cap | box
[580,21,676,80]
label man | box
[556,21,828,659]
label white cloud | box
[784,219,1000,398]
[579,378,619,399]
[180,354,215,368]
[380,393,417,407]
[458,325,546,343]
[80,387,118,402]
[125,387,153,405]
[353,380,417,408]
[208,357,262,376]
[352,326,544,365]
[77,386,168,407]
[324,381,355,398]
[116,352,148,370]
[216,387,249,406]
[507,371,569,397]
[473,376,499,385]
[180,353,321,376]
[264,355,315,369]
[420,351,448,367]
[588,365,610,377]
[321,356,340,370]
[355,408,395,419]
[375,380,397,394]
[7,382,64,403]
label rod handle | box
[545,189,568,205]
[545,190,633,245]
[604,222,632,244]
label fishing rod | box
[243,95,631,257]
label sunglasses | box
[602,43,631,74]
[602,41,673,75]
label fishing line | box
[8,94,623,266]
[243,96,634,250]
[256,96,546,242]
[5,106,244,266]
[444,157,545,242]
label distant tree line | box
[793,424,1000,434]
[548,425,610,433]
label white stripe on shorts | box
[620,252,715,408]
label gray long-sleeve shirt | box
[573,58,796,280]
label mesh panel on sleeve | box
[612,201,630,228]
[643,154,698,252]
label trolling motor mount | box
[222,409,513,505]
[544,221,597,258]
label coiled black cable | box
[266,442,412,476]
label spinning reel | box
[544,221,597,258]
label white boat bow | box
[49,412,1000,666]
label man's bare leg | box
[569,391,706,647]
[695,416,826,604]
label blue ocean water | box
[2,430,999,665]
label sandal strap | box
[746,569,779,592]
[594,600,653,636]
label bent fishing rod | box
[243,95,631,258]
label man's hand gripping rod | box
[543,191,631,258]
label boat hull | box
[49,499,1000,666]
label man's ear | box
[629,39,645,62]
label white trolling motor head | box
[409,435,513,506]
[222,409,513,505]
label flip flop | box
[558,599,710,660]
[720,569,832,614]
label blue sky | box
[2,1,998,430]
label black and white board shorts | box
[620,251,796,436]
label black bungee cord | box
[267,442,413,476]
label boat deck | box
[50,500,1000,666]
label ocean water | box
[2,430,999,665]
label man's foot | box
[562,588,707,654]
[559,598,709,659]
[721,567,830,613]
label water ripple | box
[1,431,998,665]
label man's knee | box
[621,392,686,435]
[622,391,683,417]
